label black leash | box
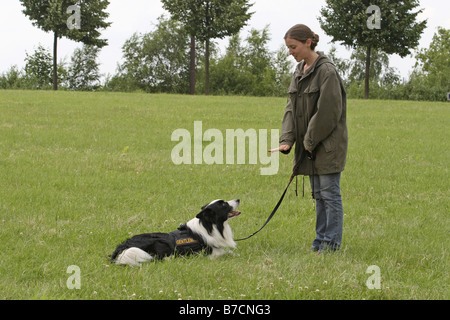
[234,169,297,242]
[234,150,314,242]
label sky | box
[1,0,449,81]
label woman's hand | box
[269,144,291,153]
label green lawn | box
[0,90,448,300]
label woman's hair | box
[284,24,319,51]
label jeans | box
[309,173,344,251]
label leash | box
[234,150,315,242]
[234,169,297,242]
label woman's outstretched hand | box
[269,144,291,153]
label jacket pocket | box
[322,131,336,153]
[303,85,319,94]
[303,85,320,116]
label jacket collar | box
[294,51,329,80]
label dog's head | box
[196,199,241,236]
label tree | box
[327,45,351,81]
[319,0,426,99]
[348,46,389,83]
[207,26,293,96]
[24,44,53,89]
[0,66,24,89]
[67,45,101,91]
[415,27,449,90]
[20,0,111,90]
[161,0,253,95]
[112,16,195,93]
[242,27,277,96]
[207,33,248,95]
[408,27,449,101]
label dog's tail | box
[113,247,154,266]
[110,242,129,261]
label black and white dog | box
[111,199,241,266]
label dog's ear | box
[196,207,211,219]
[196,208,215,234]
[196,207,226,237]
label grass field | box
[0,90,448,300]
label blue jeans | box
[309,173,344,251]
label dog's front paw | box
[210,248,225,259]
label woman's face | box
[285,37,311,62]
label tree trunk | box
[189,35,196,95]
[53,31,58,91]
[205,38,210,95]
[364,45,371,99]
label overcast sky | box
[1,0,449,81]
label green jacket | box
[280,52,348,175]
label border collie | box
[111,199,241,266]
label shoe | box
[311,239,322,252]
[318,241,340,253]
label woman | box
[272,24,348,252]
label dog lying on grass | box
[111,199,241,266]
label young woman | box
[272,24,348,252]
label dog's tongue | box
[228,210,241,218]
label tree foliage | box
[109,18,292,96]
[110,16,192,93]
[20,0,111,90]
[68,45,101,91]
[4,4,447,101]
[319,0,427,98]
[414,27,449,89]
[161,0,253,94]
[406,27,449,101]
[24,44,53,89]
[197,26,293,96]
